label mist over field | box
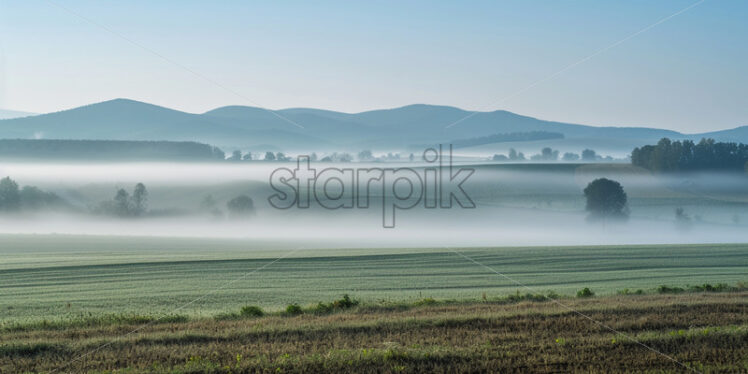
[3,1,748,372]
[1,161,745,248]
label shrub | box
[576,288,594,298]
[284,304,303,316]
[332,294,359,309]
[312,302,334,314]
[240,305,264,317]
[507,291,523,302]
[499,291,557,304]
[657,285,685,294]
[310,295,361,315]
[689,283,730,292]
[507,291,549,302]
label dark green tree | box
[540,147,558,161]
[132,183,148,216]
[581,149,597,161]
[114,188,131,217]
[264,152,276,161]
[227,195,256,218]
[583,178,628,221]
[0,177,21,211]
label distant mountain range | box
[0,98,745,155]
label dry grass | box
[1,292,746,373]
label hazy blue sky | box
[0,0,746,132]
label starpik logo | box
[268,145,475,228]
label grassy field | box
[1,292,746,373]
[1,235,746,326]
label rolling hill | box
[0,109,36,120]
[0,98,745,155]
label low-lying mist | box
[0,161,746,248]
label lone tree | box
[227,195,256,218]
[0,177,21,211]
[540,147,559,161]
[581,149,597,161]
[132,183,148,216]
[114,188,131,217]
[583,178,628,221]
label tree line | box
[492,148,605,162]
[0,177,68,212]
[92,183,257,219]
[0,176,257,219]
[0,139,226,161]
[631,138,748,172]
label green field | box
[1,234,746,326]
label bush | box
[284,304,303,316]
[576,288,595,298]
[659,283,734,294]
[657,285,685,294]
[311,294,361,315]
[689,283,730,292]
[312,302,334,314]
[333,294,359,309]
[506,291,549,303]
[240,305,264,317]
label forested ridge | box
[0,139,225,160]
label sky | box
[0,0,746,133]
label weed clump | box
[284,304,303,316]
[333,294,358,309]
[505,291,552,302]
[311,294,360,315]
[240,306,264,318]
[689,283,730,292]
[576,288,595,298]
[657,285,685,294]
